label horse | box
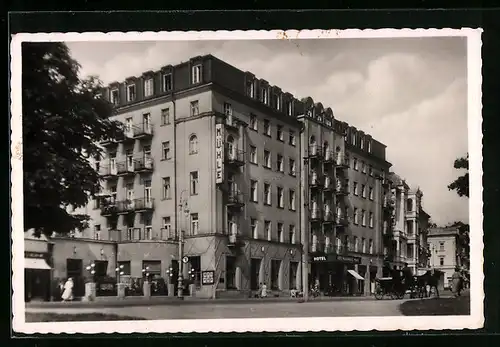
[415,270,440,298]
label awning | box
[347,269,364,280]
[25,258,51,270]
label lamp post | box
[115,264,124,283]
[178,190,189,299]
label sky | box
[66,37,469,226]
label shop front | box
[24,251,52,302]
[309,253,363,296]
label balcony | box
[224,145,245,167]
[133,123,154,139]
[159,228,179,241]
[100,137,119,147]
[335,154,349,169]
[227,232,244,247]
[307,145,323,159]
[134,198,155,212]
[116,199,135,214]
[335,183,348,196]
[309,173,323,188]
[116,161,135,177]
[323,209,335,223]
[226,190,245,209]
[98,164,118,179]
[118,126,135,143]
[323,176,334,191]
[100,200,118,216]
[310,207,322,221]
[323,150,335,163]
[335,214,349,227]
[134,156,154,173]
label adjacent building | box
[32,54,431,299]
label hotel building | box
[52,54,392,298]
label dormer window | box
[261,87,268,105]
[360,137,364,149]
[287,100,293,116]
[352,132,356,146]
[368,140,372,153]
[126,84,136,102]
[163,73,173,92]
[191,64,202,84]
[275,94,281,111]
[144,78,154,97]
[246,79,255,98]
[110,88,119,105]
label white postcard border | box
[11,28,484,334]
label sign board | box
[336,255,362,264]
[312,256,327,262]
[201,270,215,285]
[24,252,45,259]
[215,124,225,184]
[182,256,189,264]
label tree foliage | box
[22,42,124,238]
[448,153,469,198]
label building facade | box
[382,173,431,275]
[53,54,393,298]
[427,227,464,288]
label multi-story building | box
[382,173,431,275]
[427,227,465,288]
[59,54,391,298]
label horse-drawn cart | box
[374,277,406,300]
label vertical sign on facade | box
[215,123,225,184]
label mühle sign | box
[215,124,224,184]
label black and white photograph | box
[11,29,483,333]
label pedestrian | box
[61,277,74,302]
[261,282,268,298]
[451,266,463,298]
[58,280,65,301]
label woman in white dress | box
[61,278,74,302]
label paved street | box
[26,298,404,319]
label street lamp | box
[178,190,190,299]
[115,264,124,284]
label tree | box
[448,153,469,198]
[22,42,124,238]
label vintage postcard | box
[11,28,483,334]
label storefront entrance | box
[25,269,50,301]
[310,253,362,296]
[250,258,261,290]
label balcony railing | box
[134,156,154,173]
[308,145,323,159]
[323,176,334,190]
[323,209,335,223]
[228,232,244,247]
[224,145,245,167]
[116,161,135,176]
[134,198,155,212]
[335,184,348,196]
[133,123,154,138]
[309,173,323,187]
[99,164,118,178]
[335,214,349,227]
[335,154,350,168]
[324,150,335,163]
[100,200,118,216]
[310,207,322,221]
[226,190,245,208]
[119,126,135,142]
[159,228,179,241]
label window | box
[439,257,445,266]
[369,239,374,254]
[94,225,101,240]
[250,180,258,202]
[125,117,133,134]
[277,154,284,172]
[439,242,445,251]
[360,137,364,149]
[263,150,271,168]
[189,134,198,154]
[354,236,359,252]
[249,146,257,164]
[289,130,296,146]
[277,125,284,141]
[191,64,202,84]
[368,141,372,153]
[144,214,153,240]
[190,100,199,116]
[163,217,172,237]
[162,177,171,199]
[287,100,293,116]
[162,141,171,160]
[369,165,373,176]
[369,212,374,228]
[126,84,136,102]
[369,187,374,200]
[224,102,232,116]
[289,158,296,176]
[190,213,199,235]
[117,261,131,276]
[246,79,255,98]
[110,89,119,105]
[353,208,359,224]
[263,119,271,136]
[353,157,358,170]
[362,238,366,253]
[289,189,296,211]
[261,87,268,104]
[190,171,199,195]
[277,187,284,208]
[277,223,284,242]
[361,210,366,226]
[163,73,173,92]
[361,185,366,198]
[362,161,367,174]
[264,183,271,205]
[249,114,257,131]
[144,78,153,97]
[161,108,170,125]
[251,218,258,239]
[352,133,357,146]
[289,224,296,244]
[265,220,271,241]
[353,182,358,196]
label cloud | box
[66,38,469,225]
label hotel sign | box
[312,256,327,262]
[336,255,362,264]
[215,124,225,184]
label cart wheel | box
[397,291,405,300]
[389,292,397,300]
[374,290,384,300]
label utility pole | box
[301,157,310,302]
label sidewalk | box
[26,294,376,309]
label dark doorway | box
[289,262,299,290]
[188,256,201,288]
[250,258,261,290]
[66,258,84,297]
[226,256,237,289]
[25,269,50,301]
